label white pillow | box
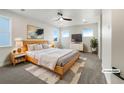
[42,44,49,49]
[34,44,43,50]
[27,44,36,51]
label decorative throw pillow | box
[34,44,43,50]
[27,44,36,51]
[42,44,49,49]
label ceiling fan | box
[56,12,72,21]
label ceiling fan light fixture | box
[82,19,86,22]
[59,17,63,21]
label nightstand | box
[10,52,26,66]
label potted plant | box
[90,37,98,53]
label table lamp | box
[49,41,55,48]
[15,37,23,53]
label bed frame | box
[22,39,80,79]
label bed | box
[22,39,80,79]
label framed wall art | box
[27,25,44,39]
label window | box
[83,28,93,37]
[0,16,11,47]
[53,30,59,41]
[62,31,69,37]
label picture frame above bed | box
[27,25,44,39]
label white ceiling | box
[9,9,100,27]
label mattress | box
[26,48,78,66]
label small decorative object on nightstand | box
[10,52,26,66]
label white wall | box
[102,10,112,83]
[111,10,124,81]
[61,23,98,52]
[0,10,59,66]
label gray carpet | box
[25,59,85,84]
[0,52,107,84]
[78,53,106,84]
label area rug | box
[25,59,85,84]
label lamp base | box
[17,48,22,53]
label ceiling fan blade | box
[63,18,72,21]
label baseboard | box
[112,67,124,80]
[102,64,111,84]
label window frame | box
[0,15,12,47]
[53,30,59,42]
[62,31,70,38]
[83,28,93,37]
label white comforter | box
[26,48,73,70]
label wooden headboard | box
[22,39,48,52]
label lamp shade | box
[14,37,23,48]
[14,37,23,41]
